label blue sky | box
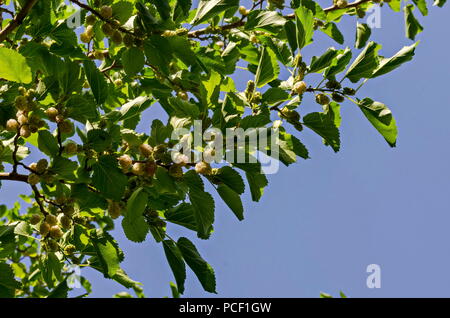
[2,1,450,297]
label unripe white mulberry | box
[49,225,64,239]
[292,81,307,95]
[45,214,58,226]
[195,161,212,175]
[27,173,40,185]
[131,162,146,176]
[6,119,19,132]
[100,5,113,19]
[118,155,133,170]
[30,214,41,225]
[139,144,153,158]
[39,222,51,236]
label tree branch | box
[0,0,39,43]
[0,172,28,182]
[188,0,373,38]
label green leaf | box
[122,47,145,76]
[191,0,239,25]
[245,170,268,202]
[163,240,186,294]
[371,42,418,78]
[255,46,280,88]
[148,0,172,20]
[122,215,150,243]
[303,112,340,152]
[345,41,381,83]
[86,129,111,152]
[177,237,216,293]
[66,95,99,123]
[83,60,108,105]
[168,96,200,118]
[295,6,314,50]
[174,0,192,22]
[122,188,149,242]
[47,278,69,298]
[245,10,286,34]
[404,4,423,40]
[0,262,21,298]
[0,48,32,83]
[126,188,148,219]
[92,230,121,277]
[92,155,128,200]
[358,98,398,147]
[51,157,78,179]
[120,96,153,121]
[37,130,59,157]
[320,22,344,45]
[308,48,339,73]
[412,0,428,16]
[324,48,352,78]
[216,184,244,220]
[355,23,371,49]
[165,203,197,232]
[212,166,245,194]
[262,87,290,105]
[183,171,215,239]
[111,1,135,23]
[433,0,446,7]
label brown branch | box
[188,0,373,38]
[0,0,39,43]
[0,172,28,182]
[0,7,14,17]
[31,184,48,215]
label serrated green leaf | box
[213,166,245,194]
[303,112,340,152]
[127,188,148,220]
[355,23,371,49]
[412,0,428,16]
[83,60,108,105]
[92,155,128,200]
[308,48,339,73]
[183,171,215,239]
[295,6,314,50]
[245,10,286,34]
[320,22,344,45]
[122,215,149,243]
[37,130,59,157]
[255,46,280,88]
[191,0,239,25]
[324,48,352,78]
[91,230,122,278]
[404,4,423,40]
[358,98,398,147]
[345,41,381,83]
[0,48,32,83]
[163,240,186,294]
[216,184,244,220]
[371,42,418,78]
[122,47,145,76]
[177,237,216,293]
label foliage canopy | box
[0,0,444,298]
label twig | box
[0,0,39,42]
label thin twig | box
[0,0,39,42]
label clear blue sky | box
[2,2,450,298]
